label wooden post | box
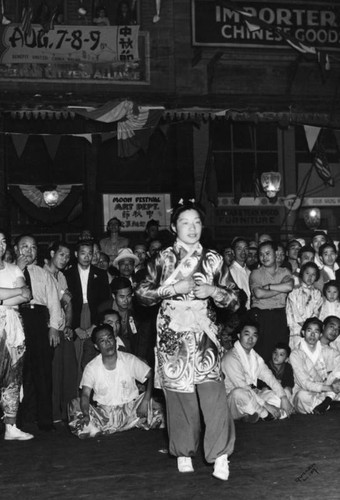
[84,134,101,237]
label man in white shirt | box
[228,238,251,309]
[68,323,164,438]
[222,320,293,422]
[15,234,63,431]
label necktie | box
[24,267,33,298]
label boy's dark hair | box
[319,242,337,257]
[273,342,291,358]
[322,280,340,298]
[323,315,340,328]
[299,261,320,282]
[110,277,132,294]
[258,240,278,254]
[301,317,323,336]
[91,323,115,344]
[48,240,71,254]
[237,318,260,335]
[100,309,121,323]
[298,245,315,260]
[75,239,94,252]
[231,237,248,251]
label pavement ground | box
[1,407,340,500]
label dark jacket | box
[65,264,111,329]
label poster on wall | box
[0,24,149,83]
[102,193,171,231]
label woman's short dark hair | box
[170,200,205,230]
[299,261,320,282]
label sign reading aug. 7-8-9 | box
[192,0,340,49]
[0,24,139,64]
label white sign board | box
[102,193,171,231]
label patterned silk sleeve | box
[135,252,173,307]
[206,250,240,311]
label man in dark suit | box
[65,240,111,376]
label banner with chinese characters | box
[0,24,139,64]
[0,25,147,82]
[102,193,171,231]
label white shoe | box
[213,454,230,481]
[4,424,34,441]
[79,421,100,438]
[177,457,194,473]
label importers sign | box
[192,0,340,50]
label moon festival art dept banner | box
[192,0,340,49]
[102,193,171,231]
[0,24,145,82]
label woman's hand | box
[173,278,195,295]
[193,283,215,299]
[79,414,90,428]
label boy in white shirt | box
[68,323,164,438]
[222,320,293,422]
[290,317,340,414]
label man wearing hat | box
[100,217,129,265]
[113,248,140,288]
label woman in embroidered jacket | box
[135,201,239,481]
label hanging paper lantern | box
[303,208,321,230]
[43,189,59,207]
[261,172,281,198]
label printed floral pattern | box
[135,241,239,392]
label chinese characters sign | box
[102,193,171,231]
[0,24,139,64]
[0,24,148,83]
[192,0,340,49]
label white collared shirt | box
[78,265,90,303]
[229,260,251,309]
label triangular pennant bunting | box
[304,125,321,152]
[11,134,29,158]
[43,135,61,160]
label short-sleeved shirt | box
[0,262,24,288]
[80,351,150,406]
[250,266,292,309]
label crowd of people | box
[1,201,340,482]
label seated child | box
[290,317,340,415]
[68,323,164,438]
[319,281,340,322]
[221,320,293,422]
[258,342,294,398]
[286,262,323,350]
